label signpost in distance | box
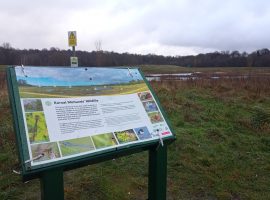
[68,31,78,67]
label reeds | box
[151,76,270,100]
[151,76,270,132]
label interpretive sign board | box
[7,66,175,180]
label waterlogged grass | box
[0,71,270,199]
[139,64,270,74]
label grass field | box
[0,66,270,199]
[18,82,148,98]
[152,77,270,199]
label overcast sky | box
[1,0,269,56]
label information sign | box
[7,66,175,176]
[70,57,78,67]
[68,31,77,47]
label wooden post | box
[40,168,64,200]
[148,145,167,200]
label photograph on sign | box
[13,66,173,168]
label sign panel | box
[70,57,78,67]
[9,66,174,172]
[68,31,77,47]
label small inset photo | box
[26,112,49,144]
[30,142,60,163]
[23,99,43,112]
[59,137,95,157]
[115,129,138,144]
[92,133,117,149]
[142,101,158,112]
[134,127,152,140]
[148,112,164,124]
[138,91,153,101]
[152,127,167,137]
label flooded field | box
[145,71,270,81]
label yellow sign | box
[68,31,77,47]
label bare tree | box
[2,42,12,49]
[95,40,102,66]
[95,40,102,52]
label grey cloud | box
[1,0,270,55]
[136,0,270,51]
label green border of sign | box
[7,66,176,181]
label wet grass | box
[152,77,270,199]
[0,69,270,199]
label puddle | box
[145,72,253,81]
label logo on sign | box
[45,101,52,106]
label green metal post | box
[148,145,167,200]
[40,168,64,200]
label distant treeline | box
[1,43,270,67]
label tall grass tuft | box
[251,106,270,130]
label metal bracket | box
[156,129,164,150]
[20,65,28,77]
[128,68,133,78]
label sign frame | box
[8,66,175,200]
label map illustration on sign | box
[14,66,173,168]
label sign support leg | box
[40,168,64,200]
[148,145,167,200]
